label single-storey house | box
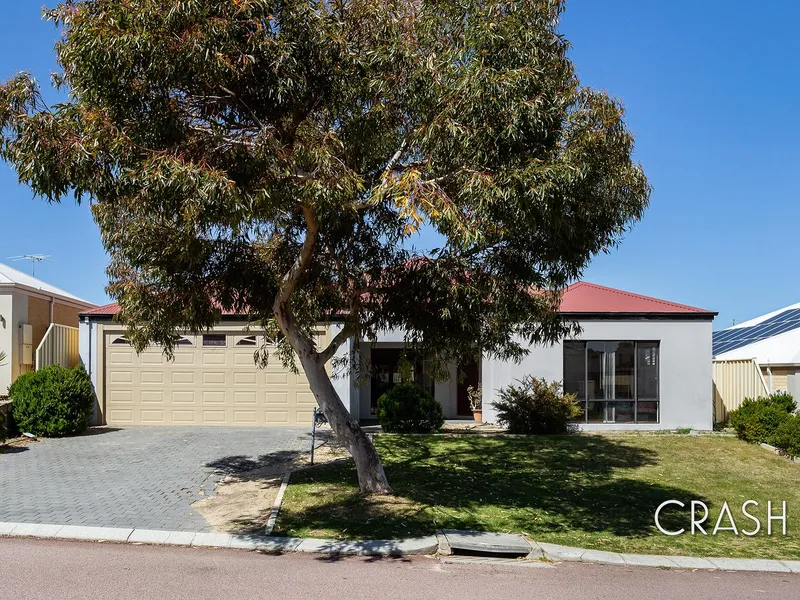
[79,282,716,430]
[0,262,97,394]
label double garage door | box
[103,330,320,426]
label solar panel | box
[712,307,800,356]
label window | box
[202,334,227,347]
[564,341,659,424]
[111,336,130,345]
[236,335,258,347]
[176,336,194,346]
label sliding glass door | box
[564,341,659,424]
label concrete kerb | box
[0,522,799,572]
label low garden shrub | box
[772,415,800,458]
[9,364,94,437]
[377,383,445,433]
[727,393,796,444]
[494,376,581,434]
[0,412,6,444]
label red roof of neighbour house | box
[82,282,715,317]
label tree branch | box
[319,287,364,362]
[272,205,319,348]
[275,205,319,310]
[318,321,357,363]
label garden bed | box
[274,434,800,560]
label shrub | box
[764,391,797,414]
[0,412,6,444]
[727,393,795,444]
[10,364,94,437]
[494,376,581,435]
[377,383,444,433]
[772,415,800,458]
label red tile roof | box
[83,282,714,317]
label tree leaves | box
[0,0,650,367]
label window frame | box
[564,340,660,425]
[235,335,258,347]
[202,333,228,348]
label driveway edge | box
[1,522,798,572]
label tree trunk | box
[297,346,393,495]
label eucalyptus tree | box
[0,0,650,493]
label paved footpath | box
[2,537,799,600]
[0,427,317,531]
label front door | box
[456,360,480,417]
[370,349,428,415]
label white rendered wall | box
[482,319,714,431]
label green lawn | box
[275,434,800,560]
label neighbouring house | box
[713,303,800,421]
[79,282,716,430]
[0,262,97,394]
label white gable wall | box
[482,319,714,431]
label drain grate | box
[439,529,532,559]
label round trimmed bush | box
[9,364,94,437]
[772,415,800,457]
[377,383,444,433]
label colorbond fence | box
[35,324,80,371]
[712,358,769,423]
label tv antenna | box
[7,254,54,277]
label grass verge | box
[275,434,800,560]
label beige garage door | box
[103,331,319,426]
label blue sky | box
[1,1,797,328]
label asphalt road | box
[2,538,800,600]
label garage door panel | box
[104,330,321,426]
[233,410,258,425]
[234,372,257,386]
[173,353,195,365]
[266,391,289,405]
[265,411,289,424]
[234,353,260,367]
[140,371,164,384]
[234,391,257,405]
[296,392,317,406]
[171,390,196,404]
[140,409,165,424]
[140,390,164,404]
[265,372,289,385]
[171,410,197,424]
[109,370,133,384]
[202,353,226,366]
[172,372,195,384]
[202,391,226,405]
[108,390,133,403]
[140,353,163,365]
[201,410,226,424]
[109,409,134,423]
[202,371,226,385]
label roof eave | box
[0,282,97,310]
[560,311,717,321]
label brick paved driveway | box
[0,427,321,531]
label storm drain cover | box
[441,530,531,557]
